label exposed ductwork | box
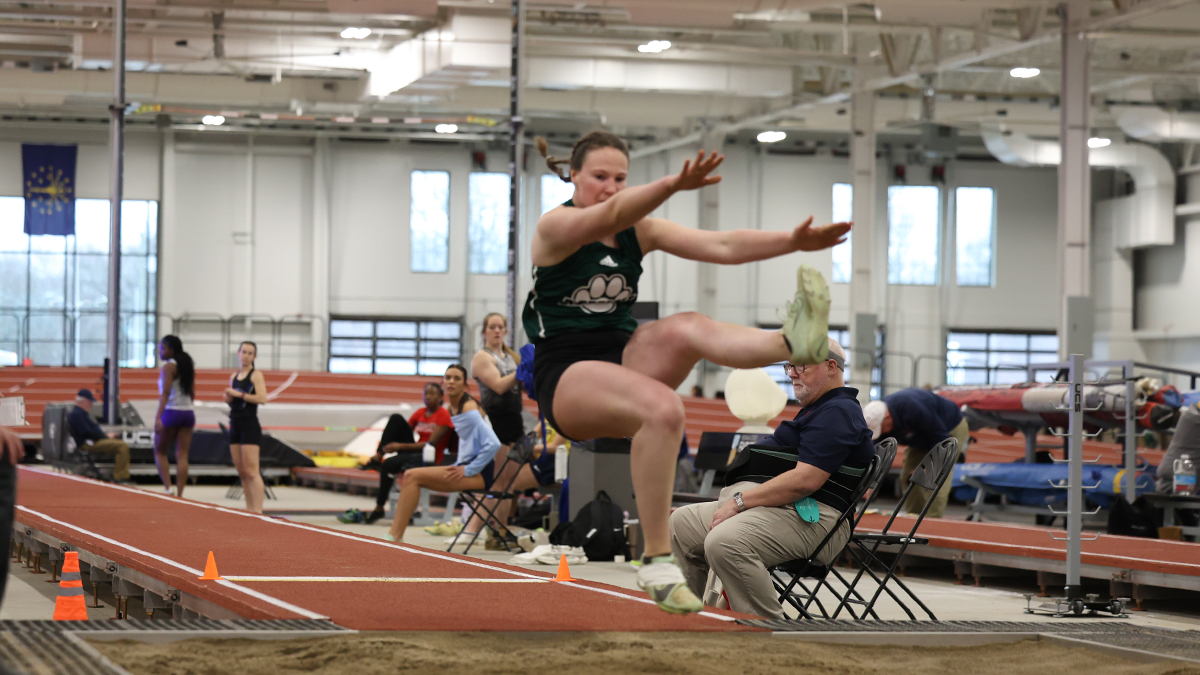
[1111,105,1200,141]
[981,130,1175,248]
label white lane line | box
[22,468,741,623]
[15,505,327,621]
[225,576,546,583]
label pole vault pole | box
[505,0,524,346]
[104,0,126,425]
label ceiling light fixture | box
[435,124,458,134]
[1009,67,1040,78]
[340,27,372,39]
[1088,137,1111,148]
[201,115,225,126]
[637,40,672,54]
[757,130,786,143]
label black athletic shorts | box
[532,329,631,441]
[486,411,525,446]
[228,416,263,446]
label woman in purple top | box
[154,335,196,498]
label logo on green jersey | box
[565,273,635,314]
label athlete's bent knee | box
[643,393,686,434]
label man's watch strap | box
[733,492,746,512]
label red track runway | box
[15,467,757,632]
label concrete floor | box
[5,482,1199,631]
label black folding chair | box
[768,453,879,620]
[770,438,897,619]
[447,432,538,554]
[830,437,959,620]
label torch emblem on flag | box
[22,143,78,236]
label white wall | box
[0,126,1068,392]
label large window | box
[955,187,996,287]
[831,183,853,284]
[328,317,462,376]
[0,197,158,367]
[887,185,940,285]
[468,173,510,274]
[946,330,1059,385]
[410,171,450,273]
[762,327,884,401]
[540,174,575,216]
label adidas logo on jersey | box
[599,255,618,268]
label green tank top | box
[522,200,644,342]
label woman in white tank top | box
[155,335,196,498]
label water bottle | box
[554,443,569,483]
[1174,453,1197,496]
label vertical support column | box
[1058,0,1092,360]
[848,51,877,405]
[504,0,525,347]
[311,137,332,371]
[1123,361,1137,503]
[696,127,726,393]
[1065,353,1084,600]
[104,0,126,425]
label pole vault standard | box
[504,0,525,346]
[104,0,126,425]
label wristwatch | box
[732,492,746,513]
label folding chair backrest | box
[854,438,897,527]
[803,453,879,559]
[909,438,958,492]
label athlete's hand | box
[790,217,851,252]
[0,425,24,465]
[444,465,466,481]
[668,150,724,193]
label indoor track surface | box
[15,467,754,632]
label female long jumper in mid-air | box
[522,132,851,614]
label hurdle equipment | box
[198,551,223,580]
[53,551,88,621]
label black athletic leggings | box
[375,414,424,508]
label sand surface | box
[91,633,1200,675]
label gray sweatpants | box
[669,481,849,619]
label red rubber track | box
[15,467,759,632]
[858,513,1200,578]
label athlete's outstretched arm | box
[638,216,851,264]
[535,150,723,259]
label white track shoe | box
[636,554,703,615]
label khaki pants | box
[899,418,969,519]
[89,438,131,481]
[669,481,849,620]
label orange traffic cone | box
[52,551,88,621]
[198,551,223,580]
[553,554,576,582]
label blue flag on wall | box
[22,143,77,236]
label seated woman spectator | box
[384,365,500,543]
[348,382,453,525]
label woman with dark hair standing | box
[523,132,849,613]
[154,335,196,497]
[226,341,268,513]
[384,364,500,543]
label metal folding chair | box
[768,453,879,620]
[831,437,959,620]
[770,438,897,619]
[446,432,538,554]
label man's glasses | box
[783,352,846,376]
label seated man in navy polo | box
[863,387,968,519]
[66,389,131,483]
[669,338,875,619]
